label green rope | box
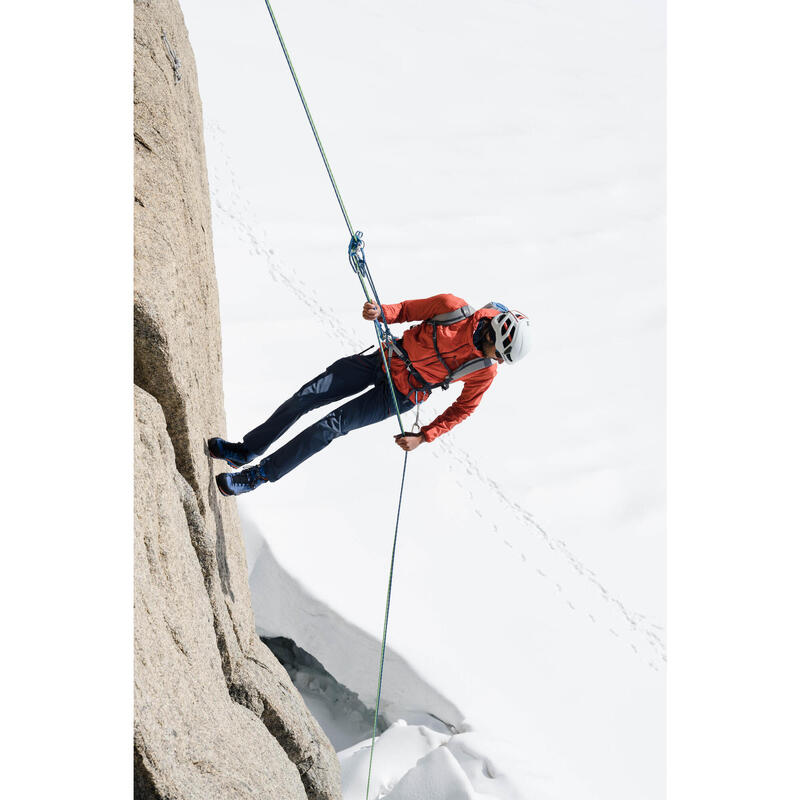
[262,0,354,239]
[263,0,404,436]
[260,3,412,796]
[375,332,406,433]
[365,450,408,798]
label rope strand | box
[262,0,354,238]
[365,451,409,799]
[259,4,411,797]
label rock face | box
[133,2,341,798]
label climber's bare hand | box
[363,302,380,321]
[394,434,423,452]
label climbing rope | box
[348,232,407,428]
[365,449,408,794]
[261,0,354,239]
[260,2,410,796]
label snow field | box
[182,0,665,797]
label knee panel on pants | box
[319,409,347,439]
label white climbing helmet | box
[490,310,532,364]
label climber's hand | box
[363,302,381,321]
[394,433,423,452]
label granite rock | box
[134,1,341,797]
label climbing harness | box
[383,303,506,393]
[260,3,411,796]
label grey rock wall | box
[133,1,341,798]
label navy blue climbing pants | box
[242,350,414,482]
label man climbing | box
[209,293,531,496]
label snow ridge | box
[339,721,524,800]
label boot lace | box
[232,465,264,490]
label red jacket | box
[380,294,499,442]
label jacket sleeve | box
[381,294,467,325]
[418,368,496,442]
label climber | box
[209,293,532,496]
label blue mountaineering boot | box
[207,437,253,469]
[216,463,268,497]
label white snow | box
[339,721,450,800]
[383,743,490,800]
[181,1,665,797]
[337,722,527,800]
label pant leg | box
[243,351,383,457]
[258,377,414,482]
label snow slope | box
[181,1,664,797]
